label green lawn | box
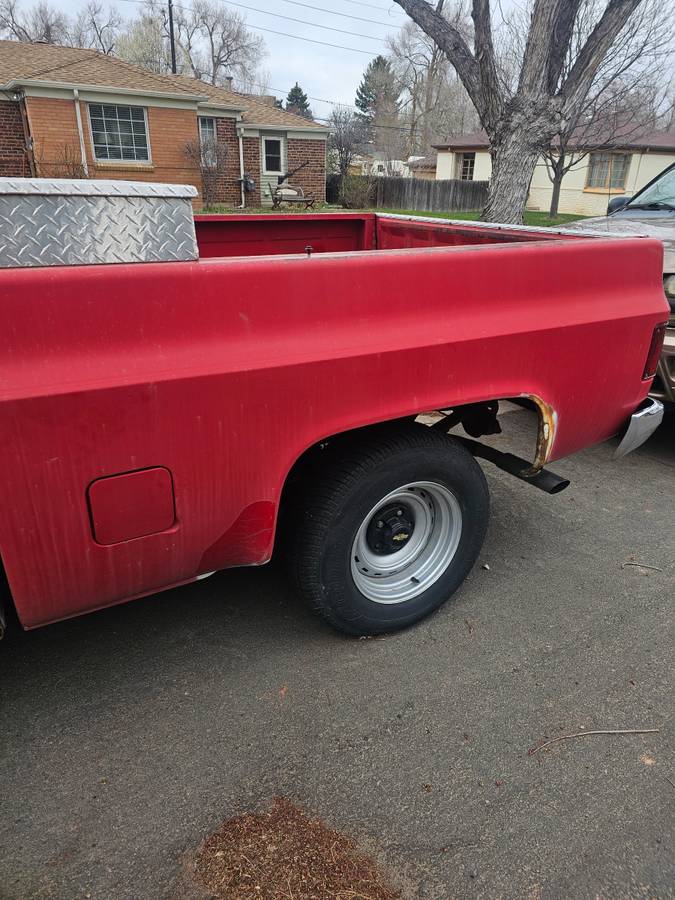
[200,204,587,227]
[376,208,587,227]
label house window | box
[88,104,149,162]
[586,152,631,190]
[263,137,283,173]
[198,117,217,167]
[458,152,475,180]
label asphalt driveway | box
[1,408,673,899]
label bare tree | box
[328,106,368,179]
[540,0,674,216]
[121,1,265,88]
[116,12,172,73]
[389,1,478,154]
[394,0,657,223]
[32,140,87,178]
[170,0,264,87]
[0,0,69,43]
[237,68,271,96]
[1,0,119,51]
[71,1,121,54]
[184,137,228,209]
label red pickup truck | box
[0,180,667,637]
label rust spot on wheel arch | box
[522,395,557,473]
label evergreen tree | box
[285,83,312,119]
[354,56,400,126]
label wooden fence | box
[375,176,488,212]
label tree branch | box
[471,0,502,127]
[561,0,644,114]
[546,0,583,92]
[394,0,485,118]
[519,0,565,94]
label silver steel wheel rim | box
[350,481,463,604]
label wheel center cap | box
[365,502,415,555]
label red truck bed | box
[0,212,667,629]
[194,212,569,258]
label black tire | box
[286,423,489,635]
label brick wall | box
[242,135,262,206]
[25,97,204,205]
[0,100,29,177]
[287,138,326,202]
[25,96,83,177]
[212,117,241,206]
[19,95,326,209]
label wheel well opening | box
[277,398,551,540]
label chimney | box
[224,75,233,89]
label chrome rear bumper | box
[614,398,664,458]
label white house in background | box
[349,151,409,177]
[430,129,675,216]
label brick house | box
[0,39,328,208]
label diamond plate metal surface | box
[0,178,198,198]
[0,179,198,268]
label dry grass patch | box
[194,796,400,899]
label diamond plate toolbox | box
[0,178,199,268]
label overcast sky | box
[71,0,410,118]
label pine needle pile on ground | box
[194,796,400,899]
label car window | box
[628,166,675,207]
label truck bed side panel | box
[0,237,666,626]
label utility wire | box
[118,0,402,29]
[114,0,407,103]
[115,0,384,55]
[220,0,391,42]
[244,76,359,109]
[340,0,405,13]
[236,20,379,53]
[278,0,403,28]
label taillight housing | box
[643,323,667,379]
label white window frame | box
[198,116,217,168]
[262,136,285,175]
[87,102,152,165]
[458,152,475,181]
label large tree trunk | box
[481,98,563,223]
[481,132,540,224]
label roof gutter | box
[242,123,329,135]
[72,88,89,177]
[2,78,208,103]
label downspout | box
[237,127,246,208]
[72,89,89,177]
[14,90,36,177]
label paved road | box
[1,409,673,900]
